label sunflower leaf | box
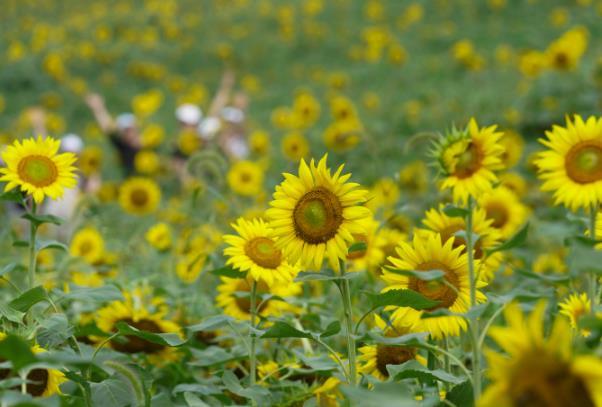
[115,321,187,347]
[382,266,445,281]
[368,289,439,310]
[295,270,359,282]
[442,204,470,218]
[187,315,235,333]
[445,380,474,407]
[36,239,69,252]
[261,321,311,339]
[0,262,24,278]
[0,334,38,371]
[388,360,464,384]
[21,212,63,227]
[209,266,246,278]
[0,189,24,203]
[485,222,528,255]
[348,241,367,254]
[9,285,47,312]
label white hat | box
[116,113,137,131]
[61,133,84,153]
[176,104,202,125]
[198,117,221,140]
[221,107,245,124]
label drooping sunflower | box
[432,118,504,203]
[477,187,529,240]
[119,177,161,215]
[0,136,77,204]
[558,293,595,337]
[223,217,300,287]
[226,160,264,197]
[267,155,372,271]
[381,233,486,339]
[69,227,105,265]
[535,115,602,212]
[216,276,301,322]
[418,206,503,281]
[480,301,602,407]
[95,287,182,365]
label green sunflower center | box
[17,155,58,187]
[245,237,282,269]
[565,141,602,184]
[111,318,165,354]
[131,188,149,206]
[409,261,460,310]
[375,345,417,377]
[293,187,343,244]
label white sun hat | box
[115,113,137,131]
[176,104,203,125]
[61,133,84,153]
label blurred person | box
[218,91,250,160]
[85,93,141,176]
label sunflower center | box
[509,353,595,407]
[234,280,270,314]
[554,52,569,69]
[240,171,252,183]
[409,261,459,310]
[17,155,58,187]
[293,187,343,244]
[78,240,93,255]
[375,345,417,377]
[440,225,484,259]
[565,141,602,184]
[25,368,49,397]
[347,234,368,260]
[485,202,509,229]
[131,188,149,206]
[111,318,165,354]
[453,142,481,178]
[245,237,282,269]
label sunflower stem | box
[249,280,258,386]
[589,203,598,314]
[465,197,481,402]
[339,261,357,386]
[27,201,38,290]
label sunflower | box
[293,91,321,127]
[267,155,372,271]
[381,233,486,339]
[398,160,429,195]
[323,120,362,153]
[535,115,602,212]
[375,227,408,271]
[216,276,301,321]
[78,146,102,176]
[346,218,385,273]
[69,227,105,264]
[477,187,529,240]
[366,177,400,213]
[432,118,504,203]
[0,136,77,204]
[358,315,426,381]
[533,252,567,274]
[545,26,588,71]
[226,160,264,197]
[145,222,172,251]
[282,132,310,162]
[559,293,595,336]
[223,217,300,287]
[95,287,182,365]
[134,150,161,175]
[498,129,524,169]
[418,206,503,281]
[119,177,161,215]
[498,172,528,197]
[480,301,602,407]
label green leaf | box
[36,239,68,252]
[368,289,439,310]
[0,263,25,278]
[486,223,528,255]
[21,213,63,227]
[187,315,235,333]
[443,380,474,407]
[567,237,602,273]
[91,376,137,407]
[12,240,28,248]
[60,284,124,303]
[348,241,367,254]
[367,332,428,346]
[103,361,145,407]
[209,266,246,278]
[221,371,270,403]
[319,321,341,338]
[383,266,445,281]
[295,270,360,282]
[442,204,469,218]
[261,321,311,339]
[37,314,73,348]
[9,286,47,312]
[115,321,187,347]
[0,302,24,323]
[388,360,464,384]
[514,269,570,283]
[0,334,37,371]
[0,189,24,203]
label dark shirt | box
[108,132,137,176]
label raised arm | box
[85,93,115,133]
[207,70,235,117]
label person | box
[85,93,141,176]
[218,91,249,160]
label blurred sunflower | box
[533,252,567,274]
[78,146,103,176]
[432,118,504,203]
[381,233,486,339]
[558,293,594,336]
[226,160,264,197]
[498,172,528,197]
[398,160,429,195]
[267,155,371,271]
[223,217,300,287]
[0,136,77,204]
[478,187,529,239]
[216,277,301,321]
[145,222,172,251]
[134,150,161,175]
[346,218,384,273]
[282,132,310,162]
[536,115,602,211]
[323,120,362,153]
[375,227,408,270]
[499,129,525,169]
[481,301,602,406]
[69,227,105,264]
[119,177,161,215]
[545,26,588,71]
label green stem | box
[465,197,481,402]
[589,204,598,314]
[339,261,357,386]
[27,202,38,290]
[249,280,258,386]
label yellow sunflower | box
[119,177,161,215]
[433,118,504,203]
[145,222,172,251]
[375,227,408,271]
[477,187,529,240]
[323,120,362,153]
[78,146,102,176]
[216,276,302,321]
[267,155,372,271]
[0,136,77,204]
[533,252,567,274]
[559,293,596,336]
[69,227,105,264]
[498,172,528,197]
[418,206,503,281]
[398,160,429,195]
[281,132,310,162]
[346,218,385,273]
[381,233,486,339]
[95,287,182,365]
[480,301,602,407]
[226,160,264,197]
[224,217,300,287]
[498,129,524,169]
[535,115,602,211]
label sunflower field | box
[1,0,602,406]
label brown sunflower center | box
[565,141,602,184]
[375,345,417,377]
[17,155,58,187]
[239,171,252,183]
[293,187,343,244]
[111,318,165,354]
[554,52,569,69]
[347,234,368,260]
[245,237,282,269]
[509,353,595,407]
[485,202,509,229]
[25,368,50,397]
[453,142,482,179]
[408,261,459,310]
[234,280,270,314]
[78,240,93,255]
[131,188,149,206]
